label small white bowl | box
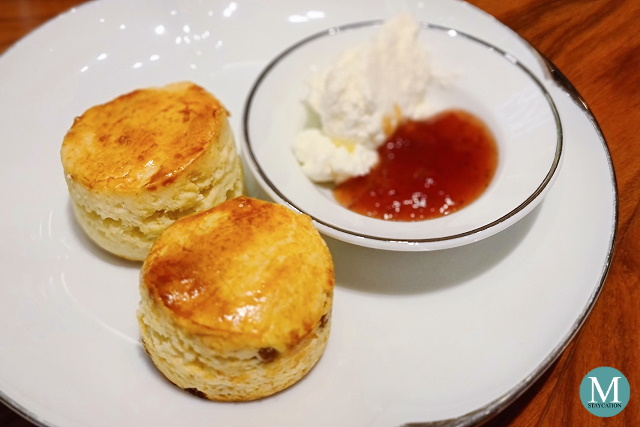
[242,21,562,251]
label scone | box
[60,82,244,261]
[137,197,334,401]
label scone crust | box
[142,196,334,352]
[61,81,228,193]
[138,197,335,401]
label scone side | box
[138,282,333,401]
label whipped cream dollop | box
[293,14,433,183]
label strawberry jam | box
[333,109,498,221]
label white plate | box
[0,1,616,426]
[243,21,563,251]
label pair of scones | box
[61,83,335,401]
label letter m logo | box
[589,376,621,403]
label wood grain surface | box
[1,0,638,426]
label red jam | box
[333,109,498,221]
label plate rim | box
[0,1,618,426]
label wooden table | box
[1,0,638,426]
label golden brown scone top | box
[142,197,334,352]
[60,82,228,192]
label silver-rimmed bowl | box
[242,21,562,251]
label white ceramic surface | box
[243,21,562,251]
[0,1,616,426]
